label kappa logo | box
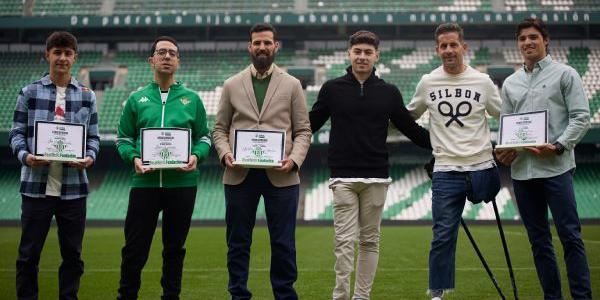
[180,97,190,105]
[139,96,149,103]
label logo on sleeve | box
[139,96,149,103]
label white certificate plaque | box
[141,128,190,169]
[233,130,285,168]
[497,110,548,149]
[34,121,86,162]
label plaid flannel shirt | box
[9,74,100,200]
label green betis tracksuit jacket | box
[116,81,211,188]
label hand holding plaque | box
[233,130,285,168]
[141,128,191,169]
[496,110,548,149]
[34,121,86,162]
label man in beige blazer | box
[212,23,311,300]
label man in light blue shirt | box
[496,17,592,300]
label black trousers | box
[117,187,196,300]
[16,195,86,300]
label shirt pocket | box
[531,76,562,112]
[528,86,550,112]
[33,109,51,121]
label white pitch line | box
[1,266,599,273]
[464,228,600,245]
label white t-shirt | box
[160,90,168,103]
[329,177,392,187]
[46,86,67,197]
[407,66,502,167]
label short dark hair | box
[348,30,379,49]
[45,31,78,52]
[150,36,179,57]
[249,23,277,40]
[516,17,549,40]
[434,23,464,43]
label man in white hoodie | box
[407,23,502,300]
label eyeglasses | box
[154,49,179,58]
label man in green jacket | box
[116,36,211,300]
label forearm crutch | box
[492,199,519,300]
[460,217,506,300]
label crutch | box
[492,199,519,300]
[460,217,506,300]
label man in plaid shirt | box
[9,31,99,300]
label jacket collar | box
[40,73,81,90]
[345,66,378,84]
[150,81,183,90]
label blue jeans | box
[224,169,299,300]
[513,170,592,300]
[429,167,500,291]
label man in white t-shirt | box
[406,23,502,300]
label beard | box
[250,51,275,71]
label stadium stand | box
[113,0,296,14]
[0,169,21,220]
[3,43,600,134]
[0,52,46,131]
[0,166,268,220]
[573,163,600,219]
[1,36,600,222]
[3,0,600,17]
[32,0,102,16]
[1,161,597,221]
[303,164,525,221]
[0,50,102,132]
[0,0,23,16]
[98,87,130,134]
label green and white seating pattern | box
[303,165,520,221]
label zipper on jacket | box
[360,82,364,97]
[159,91,167,188]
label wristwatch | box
[553,142,565,155]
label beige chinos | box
[330,181,389,300]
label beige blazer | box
[212,64,312,187]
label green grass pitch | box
[0,225,598,299]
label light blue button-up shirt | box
[501,55,590,180]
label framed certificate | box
[496,110,548,149]
[141,128,191,169]
[233,129,285,168]
[34,120,86,162]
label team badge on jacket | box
[180,97,190,105]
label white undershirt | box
[434,159,496,172]
[161,91,168,103]
[329,177,392,187]
[46,86,66,197]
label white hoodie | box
[407,65,501,166]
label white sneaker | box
[430,289,444,300]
